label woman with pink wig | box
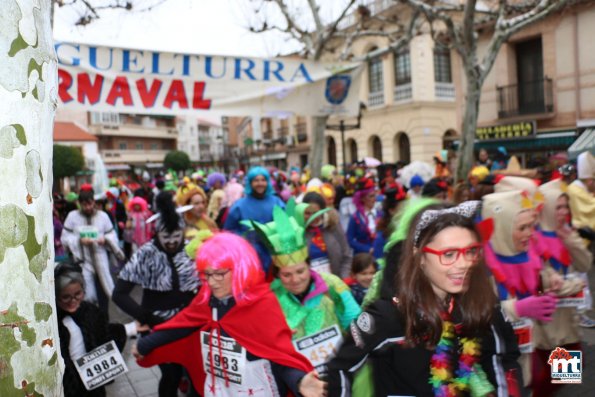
[134,232,325,397]
[346,177,381,257]
[125,196,153,253]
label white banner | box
[55,42,363,116]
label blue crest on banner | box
[325,75,351,105]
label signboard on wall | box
[55,42,363,117]
[476,121,536,141]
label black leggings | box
[158,363,184,397]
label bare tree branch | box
[312,0,358,60]
[306,0,324,34]
[354,8,423,61]
[397,0,577,181]
[54,0,169,26]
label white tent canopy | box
[568,128,595,160]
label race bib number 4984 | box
[74,340,128,390]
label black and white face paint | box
[157,229,184,253]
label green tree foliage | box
[164,150,190,171]
[53,144,85,179]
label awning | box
[146,163,164,169]
[568,128,595,160]
[474,132,576,152]
[263,152,287,161]
[105,164,131,171]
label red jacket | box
[139,283,313,394]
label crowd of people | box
[52,148,595,397]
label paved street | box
[106,286,166,397]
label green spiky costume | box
[249,199,361,362]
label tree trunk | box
[309,115,329,178]
[0,1,63,396]
[456,76,482,182]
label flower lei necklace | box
[429,298,494,397]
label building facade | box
[322,1,595,169]
[323,2,459,169]
[86,112,177,172]
[56,110,178,174]
[228,115,312,171]
[473,2,595,166]
[176,117,200,162]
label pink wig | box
[352,188,374,214]
[195,232,264,304]
[128,196,148,212]
[223,179,244,207]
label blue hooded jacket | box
[223,166,285,272]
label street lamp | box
[326,102,366,176]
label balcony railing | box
[394,83,412,102]
[277,126,289,138]
[295,123,308,143]
[497,78,553,118]
[89,124,177,139]
[435,82,455,100]
[368,91,385,107]
[101,149,169,163]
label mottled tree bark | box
[0,1,62,396]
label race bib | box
[310,257,331,274]
[201,331,246,385]
[74,340,128,390]
[293,325,343,372]
[79,225,99,240]
[557,289,587,308]
[511,318,533,354]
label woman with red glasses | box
[326,202,522,396]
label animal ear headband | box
[413,201,481,246]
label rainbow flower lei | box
[429,318,495,397]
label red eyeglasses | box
[422,244,483,266]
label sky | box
[52,0,301,57]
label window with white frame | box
[394,48,411,85]
[91,112,120,126]
[368,56,383,93]
[433,45,452,83]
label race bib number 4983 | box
[201,331,247,385]
[74,340,128,390]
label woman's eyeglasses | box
[199,270,230,281]
[58,290,84,303]
[422,244,483,266]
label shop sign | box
[476,121,535,141]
